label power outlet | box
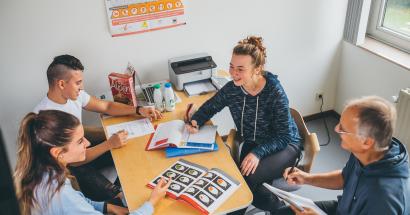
[315,93,323,101]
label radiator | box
[394,88,410,150]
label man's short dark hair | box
[46,55,84,86]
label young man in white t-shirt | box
[34,54,162,203]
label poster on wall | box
[105,0,186,37]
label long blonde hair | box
[14,110,80,215]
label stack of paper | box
[263,183,327,215]
[165,144,218,158]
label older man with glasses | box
[273,96,410,215]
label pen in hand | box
[285,156,301,181]
[184,103,194,123]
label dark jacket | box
[337,138,410,215]
[191,72,301,159]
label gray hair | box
[345,96,396,150]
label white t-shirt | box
[33,90,91,122]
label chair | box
[225,107,320,190]
[289,108,320,173]
[0,128,21,215]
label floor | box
[242,115,350,215]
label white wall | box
[335,42,410,113]
[0,0,348,166]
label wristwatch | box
[135,106,142,115]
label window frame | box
[367,0,410,53]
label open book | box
[147,159,240,214]
[263,183,327,215]
[145,120,217,151]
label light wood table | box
[101,90,253,214]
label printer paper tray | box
[183,80,217,97]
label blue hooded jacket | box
[191,72,301,159]
[337,138,410,215]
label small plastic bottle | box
[164,82,176,112]
[153,84,164,112]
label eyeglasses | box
[334,123,364,137]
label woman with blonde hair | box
[186,36,302,214]
[14,110,170,215]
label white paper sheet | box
[263,183,327,215]
[151,120,184,147]
[184,80,216,96]
[182,125,217,144]
[106,118,155,139]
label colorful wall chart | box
[105,0,186,37]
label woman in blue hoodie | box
[14,110,171,215]
[186,36,302,213]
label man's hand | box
[283,167,310,185]
[240,153,260,176]
[108,130,128,149]
[138,106,163,121]
[106,203,129,215]
[185,120,199,134]
[290,205,319,215]
[149,177,172,206]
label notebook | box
[145,120,217,151]
[165,143,218,158]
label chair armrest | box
[301,132,320,173]
[225,129,237,152]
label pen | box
[185,103,194,123]
[285,155,301,181]
[188,120,199,129]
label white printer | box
[169,53,217,91]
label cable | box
[319,95,331,146]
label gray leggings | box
[231,138,301,213]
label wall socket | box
[315,93,323,101]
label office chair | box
[0,128,21,215]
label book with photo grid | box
[147,159,240,214]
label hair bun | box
[240,36,266,58]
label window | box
[367,0,410,53]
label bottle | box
[153,84,164,112]
[164,82,176,112]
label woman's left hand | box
[240,153,260,176]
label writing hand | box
[185,120,199,134]
[283,167,309,185]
